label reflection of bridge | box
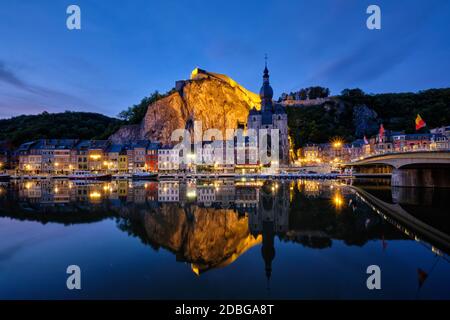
[345,151,450,187]
[351,186,450,254]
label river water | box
[0,178,449,299]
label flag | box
[415,114,426,131]
[417,268,428,288]
[378,124,385,142]
[382,234,388,251]
[364,136,369,145]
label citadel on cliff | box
[110,63,290,165]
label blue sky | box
[0,0,449,119]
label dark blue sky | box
[0,0,449,119]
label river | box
[0,178,449,299]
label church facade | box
[247,63,289,165]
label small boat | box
[0,174,10,181]
[132,172,158,180]
[112,173,132,179]
[68,171,111,180]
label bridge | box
[344,151,450,187]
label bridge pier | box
[391,166,450,188]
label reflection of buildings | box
[249,181,289,234]
[158,181,179,202]
[248,181,290,283]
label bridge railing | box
[349,146,450,163]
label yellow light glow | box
[187,191,196,198]
[331,137,344,148]
[89,191,102,199]
[333,193,344,209]
[25,182,32,190]
[90,155,101,160]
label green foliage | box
[0,111,123,147]
[279,86,330,102]
[288,88,450,149]
[341,88,450,133]
[288,103,354,150]
[118,89,175,124]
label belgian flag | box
[415,114,426,131]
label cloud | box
[0,59,100,117]
[0,61,34,92]
[0,60,75,99]
[303,1,446,90]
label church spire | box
[263,54,269,82]
[260,54,273,112]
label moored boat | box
[132,172,158,180]
[68,171,111,180]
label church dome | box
[260,82,273,100]
[259,65,273,100]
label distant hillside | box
[288,88,450,149]
[0,111,123,146]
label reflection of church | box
[248,181,290,282]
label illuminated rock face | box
[141,205,261,274]
[141,93,187,144]
[110,69,261,144]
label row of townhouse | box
[15,139,161,174]
[12,137,283,175]
[362,130,449,155]
[301,141,364,165]
[300,129,449,164]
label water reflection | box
[0,179,449,282]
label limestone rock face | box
[110,69,261,144]
[109,124,141,144]
[141,93,187,144]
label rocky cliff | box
[110,68,261,144]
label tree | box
[118,88,176,124]
[299,88,308,100]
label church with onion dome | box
[247,61,289,165]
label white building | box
[158,145,180,172]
